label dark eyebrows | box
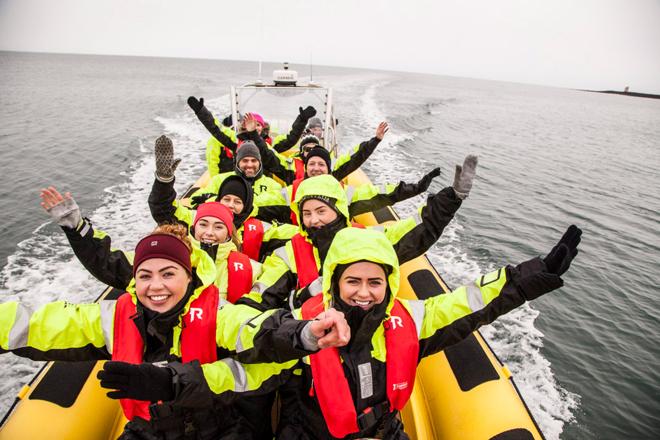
[159,266,180,273]
[344,275,384,282]
[137,265,180,275]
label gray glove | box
[154,135,181,182]
[46,197,82,229]
[452,154,478,199]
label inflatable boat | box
[0,66,545,439]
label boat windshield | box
[231,85,338,154]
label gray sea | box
[0,51,658,439]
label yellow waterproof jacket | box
[0,247,295,397]
[206,227,540,439]
[251,179,410,224]
[240,175,437,311]
[191,171,282,200]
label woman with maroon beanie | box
[0,223,300,439]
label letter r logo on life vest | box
[390,316,403,330]
[248,224,257,232]
[190,307,203,322]
[233,262,244,271]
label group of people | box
[0,96,583,439]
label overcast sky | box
[1,0,659,93]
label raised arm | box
[239,113,296,184]
[414,225,582,359]
[272,106,317,153]
[331,121,388,181]
[41,187,134,289]
[188,96,238,152]
[348,167,441,217]
[385,156,476,264]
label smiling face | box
[306,157,329,177]
[238,157,260,177]
[194,216,229,244]
[337,261,387,311]
[219,194,244,215]
[301,198,338,229]
[309,126,323,138]
[135,258,191,313]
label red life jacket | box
[226,250,253,304]
[293,158,305,180]
[289,179,304,225]
[112,287,219,421]
[291,223,366,289]
[301,295,419,438]
[241,217,265,261]
[291,233,319,289]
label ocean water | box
[0,51,658,439]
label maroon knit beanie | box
[133,233,192,276]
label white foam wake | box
[354,81,578,439]
[0,98,224,414]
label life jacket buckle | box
[357,401,390,431]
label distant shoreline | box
[581,89,660,100]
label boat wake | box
[1,81,578,439]
[353,80,580,440]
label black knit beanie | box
[303,146,331,171]
[219,178,248,204]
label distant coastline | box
[581,89,660,100]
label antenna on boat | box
[309,52,314,85]
[257,60,263,85]
[255,0,264,85]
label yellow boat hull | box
[1,170,544,439]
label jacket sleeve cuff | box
[299,321,320,351]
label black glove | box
[543,225,582,276]
[97,361,174,402]
[515,225,582,301]
[415,167,441,193]
[187,96,204,114]
[299,106,316,121]
[190,193,214,208]
[221,114,233,127]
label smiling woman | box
[132,225,194,313]
[0,221,301,439]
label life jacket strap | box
[357,400,391,431]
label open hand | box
[40,186,81,229]
[375,122,389,140]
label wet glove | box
[299,106,316,121]
[187,96,204,114]
[154,135,181,183]
[516,225,582,301]
[452,155,478,199]
[45,195,82,229]
[98,361,174,402]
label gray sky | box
[1,0,659,93]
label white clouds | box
[1,0,659,92]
